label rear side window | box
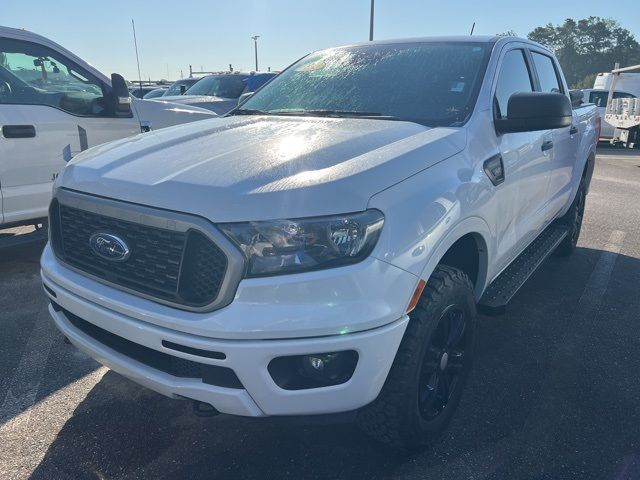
[589,90,636,107]
[494,49,534,119]
[531,52,562,93]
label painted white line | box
[596,155,640,161]
[0,315,57,426]
[510,229,626,474]
[0,368,107,479]
[592,175,640,187]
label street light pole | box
[369,0,375,41]
[251,35,260,71]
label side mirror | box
[495,92,572,134]
[110,73,132,117]
[180,84,187,95]
[237,91,254,105]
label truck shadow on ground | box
[25,246,640,479]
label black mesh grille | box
[50,199,228,308]
[54,302,243,389]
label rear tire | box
[356,265,476,449]
[554,178,586,257]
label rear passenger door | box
[529,50,577,221]
[493,48,553,268]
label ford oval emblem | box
[89,232,130,262]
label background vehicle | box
[42,36,597,449]
[162,77,200,96]
[581,88,637,140]
[603,65,640,148]
[143,87,168,99]
[129,85,162,98]
[0,26,216,230]
[237,71,278,104]
[157,72,256,114]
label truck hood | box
[58,116,466,222]
[131,97,217,130]
[154,95,233,104]
[153,95,237,115]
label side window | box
[531,52,562,94]
[0,37,108,117]
[494,49,534,119]
[589,91,608,107]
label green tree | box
[527,17,640,88]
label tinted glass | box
[494,49,533,119]
[164,78,198,96]
[531,52,561,93]
[589,90,636,107]
[241,43,491,126]
[0,38,107,116]
[186,75,249,98]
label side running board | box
[478,225,569,315]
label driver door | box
[0,35,139,225]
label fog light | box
[268,350,359,390]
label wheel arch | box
[418,217,492,301]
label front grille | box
[53,302,243,389]
[50,198,228,308]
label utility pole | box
[369,0,375,41]
[251,35,260,71]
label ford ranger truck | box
[41,36,598,449]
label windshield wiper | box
[271,109,403,120]
[228,108,272,116]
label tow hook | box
[192,401,220,417]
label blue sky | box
[4,0,640,81]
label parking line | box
[0,314,57,426]
[509,229,626,474]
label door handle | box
[541,140,554,152]
[2,125,36,138]
[569,126,579,135]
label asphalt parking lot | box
[1,146,639,480]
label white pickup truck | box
[0,26,215,230]
[41,36,598,448]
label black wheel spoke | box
[418,304,469,421]
[448,314,465,347]
[437,370,451,409]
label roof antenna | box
[131,19,143,91]
[469,22,476,35]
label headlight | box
[220,209,384,277]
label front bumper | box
[42,246,411,416]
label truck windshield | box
[186,75,249,98]
[237,42,491,126]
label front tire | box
[357,265,476,449]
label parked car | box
[129,85,161,98]
[143,87,168,99]
[237,72,278,104]
[42,36,598,449]
[157,73,252,115]
[163,78,200,97]
[0,26,216,230]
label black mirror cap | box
[110,73,133,117]
[496,92,572,134]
